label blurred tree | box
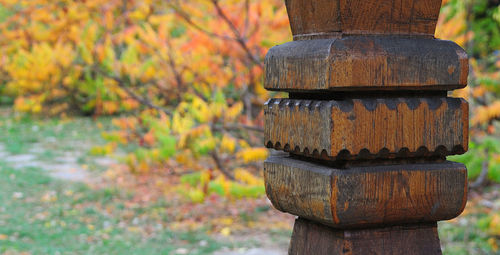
[1,0,499,196]
[438,0,500,186]
[0,0,290,201]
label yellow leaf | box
[214,175,231,195]
[188,189,205,203]
[472,86,486,98]
[489,237,499,252]
[220,135,236,153]
[175,151,191,165]
[41,191,57,202]
[238,139,250,149]
[234,168,263,186]
[237,148,268,163]
[225,102,243,120]
[200,170,211,185]
[220,227,231,236]
[452,87,469,100]
[489,214,500,235]
[218,217,234,226]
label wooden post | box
[263,0,469,254]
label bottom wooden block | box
[264,153,467,228]
[289,218,442,255]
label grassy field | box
[0,163,226,254]
[0,113,226,254]
[0,112,291,255]
[0,111,497,254]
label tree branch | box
[108,76,174,116]
[170,4,235,41]
[211,151,235,180]
[211,0,263,69]
[470,148,489,189]
[211,123,264,133]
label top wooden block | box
[286,0,442,40]
[264,37,468,91]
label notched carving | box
[264,97,469,161]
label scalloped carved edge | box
[264,96,464,112]
[264,97,468,161]
[264,141,466,160]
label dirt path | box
[214,248,285,255]
[0,142,116,182]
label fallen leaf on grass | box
[12,192,23,199]
[488,237,499,252]
[41,191,57,202]
[175,248,189,254]
[220,227,231,236]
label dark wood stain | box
[289,218,442,255]
[264,154,467,228]
[286,0,442,39]
[264,97,468,160]
[264,37,468,92]
[262,0,468,254]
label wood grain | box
[339,0,442,36]
[285,0,442,39]
[264,37,468,91]
[289,218,442,255]
[285,0,341,40]
[265,0,469,252]
[264,97,468,160]
[264,154,468,228]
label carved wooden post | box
[263,0,469,254]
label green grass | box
[0,162,224,254]
[0,114,111,155]
[0,112,126,175]
[438,184,500,255]
[439,220,495,255]
[0,112,225,254]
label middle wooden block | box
[264,97,468,160]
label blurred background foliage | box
[0,0,498,253]
[0,0,291,202]
[438,0,500,188]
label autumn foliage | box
[437,0,500,185]
[0,0,290,202]
[0,0,499,200]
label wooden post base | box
[289,218,442,255]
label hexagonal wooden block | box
[264,37,468,91]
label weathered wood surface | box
[264,37,468,91]
[263,0,469,253]
[286,0,442,40]
[264,97,468,160]
[285,0,341,40]
[264,154,467,228]
[289,218,442,255]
